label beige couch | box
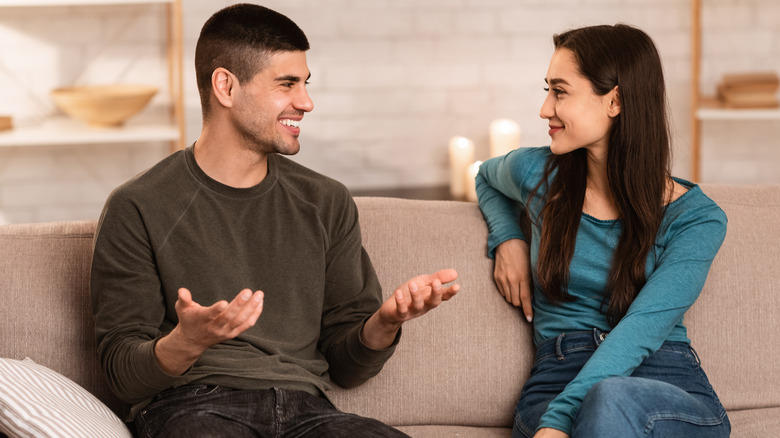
[1,185,779,437]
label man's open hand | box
[154,288,264,375]
[362,269,459,350]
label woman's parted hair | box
[534,24,672,325]
[194,3,309,119]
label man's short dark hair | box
[194,3,309,119]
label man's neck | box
[194,125,269,189]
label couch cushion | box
[688,185,780,411]
[0,358,130,438]
[726,407,780,438]
[329,198,533,429]
[396,425,512,437]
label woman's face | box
[540,48,620,156]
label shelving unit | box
[689,0,780,181]
[0,0,185,152]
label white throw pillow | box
[0,358,131,438]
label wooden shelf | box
[697,107,780,121]
[0,0,185,152]
[0,0,172,6]
[697,98,780,120]
[0,117,178,148]
[690,0,779,181]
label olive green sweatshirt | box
[90,147,396,419]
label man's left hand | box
[362,269,459,350]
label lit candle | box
[489,119,520,158]
[448,136,475,199]
[465,161,483,203]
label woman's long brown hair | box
[532,24,672,325]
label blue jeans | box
[513,329,730,438]
[133,385,409,438]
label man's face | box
[232,50,313,156]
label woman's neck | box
[583,148,619,220]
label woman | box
[476,24,730,438]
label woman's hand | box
[534,428,569,438]
[494,239,533,322]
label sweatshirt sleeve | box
[538,202,728,433]
[317,191,397,388]
[90,188,184,405]
[476,147,548,258]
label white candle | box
[489,119,520,158]
[448,136,475,199]
[465,161,483,203]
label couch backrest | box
[685,184,780,412]
[1,185,779,428]
[0,220,125,417]
[329,198,532,428]
[332,189,780,425]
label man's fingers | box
[177,288,193,306]
[426,279,444,308]
[432,268,458,284]
[409,280,424,311]
[204,289,261,331]
[232,291,264,329]
[222,289,263,327]
[441,283,459,300]
[394,288,408,316]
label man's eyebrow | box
[545,77,570,86]
[274,73,312,82]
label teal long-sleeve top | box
[475,147,727,434]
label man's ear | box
[607,85,621,118]
[212,68,237,109]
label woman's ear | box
[607,85,621,118]
[212,68,237,109]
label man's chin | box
[276,143,301,156]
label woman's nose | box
[539,93,554,119]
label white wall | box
[0,0,779,223]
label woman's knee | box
[572,377,650,437]
[573,377,729,438]
[581,376,636,411]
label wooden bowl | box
[50,85,158,127]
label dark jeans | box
[513,329,731,438]
[133,385,409,438]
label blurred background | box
[0,0,778,224]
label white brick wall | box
[0,0,778,224]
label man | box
[90,4,459,437]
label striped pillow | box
[0,358,131,438]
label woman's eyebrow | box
[545,77,571,86]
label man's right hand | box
[154,288,264,376]
[494,239,533,322]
